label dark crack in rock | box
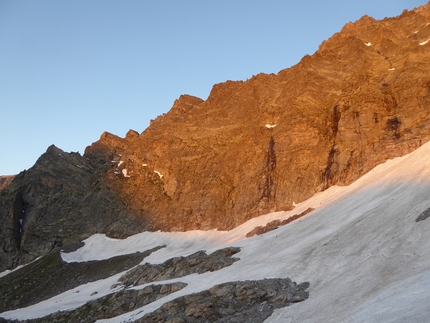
[138,278,309,323]
[119,247,241,287]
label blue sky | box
[0,0,427,175]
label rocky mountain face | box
[0,146,149,271]
[85,4,430,230]
[0,176,15,191]
[1,3,430,272]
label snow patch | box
[154,170,163,178]
[122,169,130,178]
[364,42,372,46]
[419,39,430,45]
[265,124,276,129]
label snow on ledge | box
[122,169,130,178]
[154,170,163,179]
[419,39,430,45]
[265,124,276,129]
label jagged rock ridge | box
[0,145,149,271]
[1,3,430,271]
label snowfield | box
[2,141,430,322]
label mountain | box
[83,2,430,233]
[0,146,149,271]
[1,120,430,322]
[1,3,430,319]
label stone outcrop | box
[17,282,188,323]
[1,3,430,271]
[119,247,241,287]
[416,206,430,222]
[1,246,242,322]
[139,278,309,323]
[246,207,315,237]
[1,245,307,323]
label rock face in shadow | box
[11,279,308,323]
[0,146,151,271]
[1,248,239,322]
[0,245,307,323]
[2,4,430,270]
[246,207,315,237]
[138,278,310,323]
[19,282,188,323]
[119,247,241,287]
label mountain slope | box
[2,125,430,322]
[0,176,15,191]
[84,3,430,231]
[0,146,150,272]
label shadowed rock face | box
[0,246,163,313]
[119,247,241,287]
[139,278,310,323]
[246,207,315,237]
[0,176,15,191]
[18,282,189,323]
[0,146,151,271]
[1,4,430,271]
[0,246,307,323]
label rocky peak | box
[0,145,150,271]
[83,3,430,231]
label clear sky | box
[0,0,427,175]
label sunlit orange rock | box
[85,3,430,231]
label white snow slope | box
[2,141,430,322]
